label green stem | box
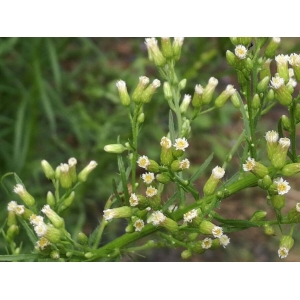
[289,103,297,161]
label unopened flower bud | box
[116,80,131,106]
[155,173,171,184]
[281,163,300,176]
[172,37,184,61]
[104,144,127,154]
[42,205,65,229]
[58,191,75,212]
[266,88,275,102]
[145,37,166,67]
[199,220,223,238]
[265,130,279,161]
[46,191,56,208]
[192,84,204,108]
[226,50,237,67]
[271,195,285,210]
[270,76,292,106]
[160,37,173,59]
[257,76,270,93]
[68,157,77,183]
[140,79,161,103]
[252,94,260,110]
[264,37,280,59]
[203,166,225,196]
[259,59,272,81]
[202,77,218,105]
[6,224,19,241]
[77,232,88,245]
[180,94,191,114]
[132,76,150,103]
[103,206,133,221]
[281,115,291,132]
[230,91,241,108]
[59,163,72,189]
[41,160,55,180]
[263,224,275,236]
[137,112,145,124]
[289,53,300,81]
[214,85,236,108]
[275,54,289,83]
[278,235,294,259]
[78,160,97,182]
[181,249,192,259]
[146,159,160,173]
[271,138,290,169]
[249,210,267,222]
[13,184,35,207]
[179,79,187,91]
[163,82,172,101]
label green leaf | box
[0,254,39,262]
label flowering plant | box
[2,37,300,261]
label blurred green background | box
[1,37,300,261]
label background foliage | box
[1,37,300,261]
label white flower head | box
[275,54,289,65]
[288,78,297,88]
[219,235,230,248]
[139,76,150,86]
[142,172,155,184]
[34,222,48,237]
[59,163,69,173]
[278,246,289,259]
[116,80,126,91]
[278,137,290,149]
[274,178,291,195]
[145,37,158,50]
[265,130,279,143]
[179,158,190,170]
[30,214,44,226]
[212,166,225,179]
[235,45,247,59]
[103,209,115,221]
[243,157,256,172]
[129,193,139,207]
[183,209,198,223]
[174,137,189,151]
[145,185,158,197]
[174,37,184,47]
[35,237,50,250]
[150,211,166,226]
[15,205,25,215]
[41,204,51,215]
[296,203,300,212]
[7,201,18,212]
[225,84,236,96]
[68,157,77,167]
[202,238,212,249]
[212,226,223,238]
[289,53,300,67]
[133,219,145,232]
[160,136,172,149]
[270,76,284,90]
[289,68,295,78]
[195,84,204,95]
[13,184,26,196]
[137,155,150,169]
[152,79,161,88]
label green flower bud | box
[235,37,252,46]
[187,232,199,241]
[295,104,300,123]
[259,59,272,81]
[146,159,160,173]
[266,89,275,102]
[140,79,161,103]
[137,112,145,124]
[44,225,63,244]
[77,232,88,245]
[160,37,173,59]
[46,191,56,208]
[41,160,55,180]
[257,76,270,93]
[245,58,253,70]
[214,85,236,108]
[78,160,98,182]
[103,206,133,221]
[271,138,290,169]
[180,94,191,114]
[181,249,192,259]
[243,157,268,178]
[199,220,223,238]
[279,235,294,253]
[6,224,19,241]
[230,91,241,108]
[68,158,77,183]
[59,163,72,189]
[145,38,166,67]
[50,250,60,260]
[289,53,300,82]
[116,80,131,106]
[275,54,289,83]
[85,252,94,259]
[132,76,150,103]
[226,50,237,67]
[125,223,134,233]
[229,37,239,46]
[281,163,300,176]
[192,84,204,108]
[265,130,279,161]
[172,37,184,61]
[249,210,267,222]
[262,175,272,189]
[263,224,275,236]
[271,195,285,210]
[286,205,300,223]
[264,37,280,59]
[203,166,225,196]
[178,79,187,90]
[270,76,292,107]
[160,147,174,167]
[13,184,35,207]
[58,191,75,212]
[42,205,65,229]
[104,144,128,154]
[7,211,16,227]
[281,115,291,132]
[252,94,260,110]
[202,77,218,105]
[181,118,191,138]
[163,82,172,101]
